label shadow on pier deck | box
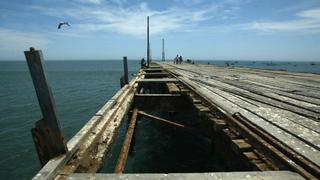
[28,56,319,179]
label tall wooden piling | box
[123,56,129,85]
[24,47,67,166]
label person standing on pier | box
[179,56,183,64]
[174,54,179,64]
[140,58,146,68]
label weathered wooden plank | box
[75,86,138,173]
[239,79,320,106]
[209,77,320,113]
[195,77,320,120]
[158,63,320,177]
[115,108,139,173]
[194,103,211,112]
[143,72,169,78]
[231,94,320,134]
[163,62,320,99]
[135,94,181,97]
[166,83,180,94]
[66,171,304,180]
[231,139,253,153]
[174,75,320,167]
[174,69,320,120]
[193,79,320,152]
[33,72,142,180]
[137,78,179,83]
[178,66,320,113]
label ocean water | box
[0,60,139,179]
[0,60,319,179]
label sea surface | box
[0,60,319,179]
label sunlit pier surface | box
[26,47,320,180]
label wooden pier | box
[25,48,320,179]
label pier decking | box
[30,59,320,179]
[157,62,320,176]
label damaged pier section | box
[29,57,319,179]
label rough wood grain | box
[158,62,320,169]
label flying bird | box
[58,22,70,29]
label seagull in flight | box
[58,22,70,29]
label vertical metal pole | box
[123,56,129,84]
[147,16,150,67]
[24,47,67,166]
[162,38,165,61]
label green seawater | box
[0,60,139,179]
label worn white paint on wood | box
[32,72,142,180]
[66,171,304,180]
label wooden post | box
[123,56,129,84]
[24,47,68,166]
[120,76,125,88]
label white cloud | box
[75,4,214,36]
[173,0,205,5]
[249,8,320,33]
[77,0,104,5]
[0,28,50,59]
[30,1,241,37]
[109,0,127,6]
[299,8,320,19]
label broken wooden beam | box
[115,108,139,173]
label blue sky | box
[0,0,320,61]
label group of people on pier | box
[139,54,185,68]
[174,55,183,64]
